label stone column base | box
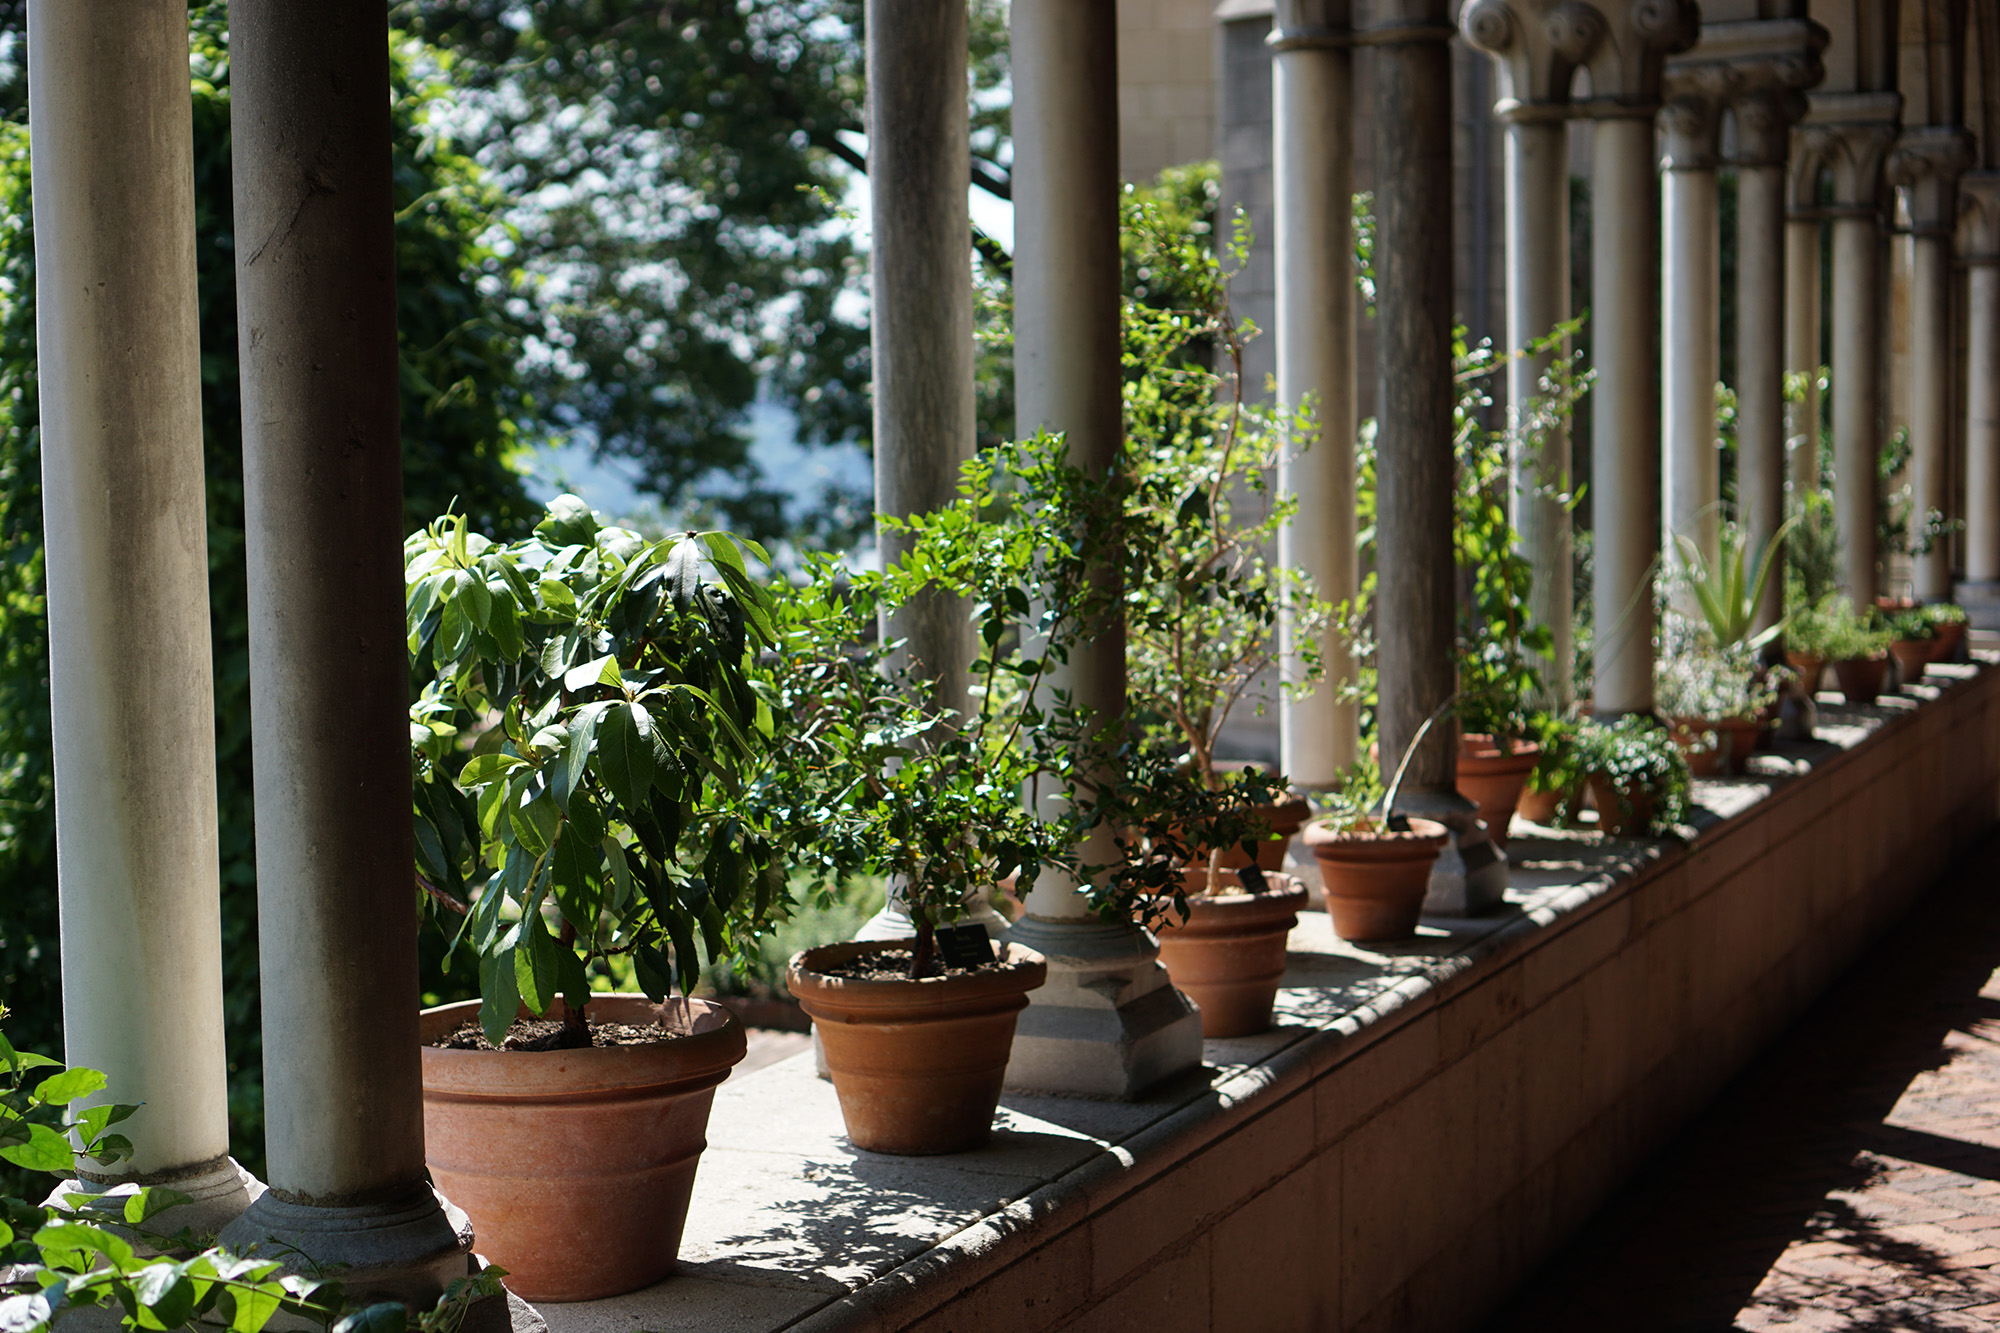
[1001,916,1203,1099]
[1403,790,1510,916]
[216,1181,476,1308]
[49,1155,262,1253]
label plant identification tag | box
[935,924,997,968]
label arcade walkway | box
[1489,828,2000,1331]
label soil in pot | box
[788,940,1046,1156]
[1154,868,1308,1037]
[1302,817,1449,943]
[419,993,746,1303]
[1669,715,1761,778]
[1456,734,1540,847]
[1832,655,1890,704]
[1586,774,1655,837]
[1888,638,1931,686]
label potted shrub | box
[1117,191,1325,1034]
[1822,601,1895,704]
[1303,722,1452,943]
[1887,607,1936,685]
[1781,590,1843,696]
[1656,626,1778,778]
[404,498,791,1302]
[1516,711,1585,826]
[1571,715,1690,838]
[1924,601,1969,662]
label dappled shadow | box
[1486,826,2000,1332]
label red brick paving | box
[1487,829,2000,1331]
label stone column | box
[215,1,480,1304]
[1734,92,1808,634]
[1888,128,1975,602]
[1801,101,1899,609]
[1660,86,1727,567]
[1272,0,1359,788]
[1002,0,1201,1099]
[1462,0,1598,713]
[1958,174,2000,623]
[1785,210,1824,498]
[26,0,255,1236]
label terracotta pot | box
[1832,655,1890,704]
[788,940,1046,1156]
[1669,715,1762,778]
[1302,817,1449,943]
[1932,620,1967,662]
[1455,735,1540,848]
[1889,637,1932,685]
[419,994,746,1303]
[1784,651,1825,696]
[1154,869,1308,1037]
[1585,773,1657,837]
[1515,783,1570,826]
[1187,787,1313,872]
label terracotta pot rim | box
[1459,734,1542,760]
[1302,816,1450,847]
[1168,868,1308,905]
[787,940,1047,1012]
[1669,713,1763,728]
[419,994,746,1101]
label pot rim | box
[1157,870,1310,912]
[787,939,1048,1012]
[419,993,747,1101]
[1301,815,1450,848]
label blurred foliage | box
[0,11,535,1175]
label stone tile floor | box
[1487,826,2000,1332]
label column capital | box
[1270,0,1352,50]
[1460,0,1602,109]
[1958,172,2000,262]
[1660,84,1729,168]
[1790,92,1902,214]
[1732,88,1810,168]
[1663,17,1824,168]
[1577,0,1701,114]
[1887,126,1976,234]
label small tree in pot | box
[404,496,793,1301]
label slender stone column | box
[1272,0,1358,788]
[1736,90,1812,634]
[1888,128,1975,601]
[216,0,479,1303]
[1003,0,1201,1098]
[1785,213,1824,496]
[1660,89,1727,566]
[1958,174,2000,623]
[27,0,255,1236]
[1461,0,1597,712]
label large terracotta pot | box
[419,994,746,1303]
[1302,817,1449,943]
[1669,715,1762,778]
[1586,774,1656,837]
[788,940,1046,1156]
[1154,869,1308,1037]
[1832,655,1890,704]
[1455,734,1540,847]
[1888,637,1932,686]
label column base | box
[1000,915,1203,1099]
[1400,790,1509,916]
[49,1155,262,1253]
[1954,580,2000,633]
[215,1180,476,1308]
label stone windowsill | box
[535,661,1986,1333]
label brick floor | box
[1486,828,2000,1332]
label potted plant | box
[1781,589,1843,696]
[1516,711,1586,826]
[1887,607,1936,685]
[1656,622,1778,778]
[404,497,791,1302]
[1570,715,1690,838]
[1822,601,1895,704]
[1117,190,1323,1035]
[1302,716,1453,943]
[1924,601,1969,662]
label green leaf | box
[514,917,560,1015]
[508,788,559,857]
[225,1282,283,1333]
[486,593,524,658]
[458,569,493,630]
[34,1067,106,1107]
[595,704,656,810]
[663,535,704,611]
[124,1187,194,1227]
[131,1261,198,1331]
[2,1122,75,1173]
[333,1303,409,1333]
[478,945,521,1048]
[553,703,609,812]
[563,655,619,694]
[457,752,526,786]
[536,495,599,548]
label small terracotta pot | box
[1832,655,1890,704]
[1888,637,1932,685]
[1669,715,1762,778]
[788,940,1046,1156]
[1586,774,1656,837]
[1516,783,1570,826]
[1455,734,1540,848]
[1302,817,1449,943]
[1932,620,1967,662]
[1154,869,1308,1037]
[1186,789,1313,872]
[419,994,746,1303]
[1784,651,1825,697]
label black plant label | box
[936,924,997,968]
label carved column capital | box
[1791,92,1903,216]
[1577,0,1700,114]
[1731,89,1809,168]
[1887,126,1977,235]
[1663,18,1824,168]
[1460,0,1603,111]
[1958,172,2000,262]
[1270,0,1353,51]
[1659,84,1729,169]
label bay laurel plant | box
[406,496,791,1048]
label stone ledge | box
[537,658,1998,1333]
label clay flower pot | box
[1888,637,1932,686]
[1784,651,1825,696]
[1455,734,1540,847]
[1832,655,1890,704]
[1515,783,1568,826]
[1302,817,1449,943]
[1669,715,1761,778]
[1153,868,1308,1037]
[788,940,1046,1155]
[1586,774,1655,837]
[1187,775,1312,872]
[1932,620,1966,662]
[419,994,746,1303]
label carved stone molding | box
[1887,126,1977,234]
[1462,0,1694,117]
[1957,172,2000,262]
[1660,84,1730,168]
[1732,89,1808,168]
[1789,91,1903,215]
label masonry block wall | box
[884,669,2000,1333]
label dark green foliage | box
[0,13,533,1175]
